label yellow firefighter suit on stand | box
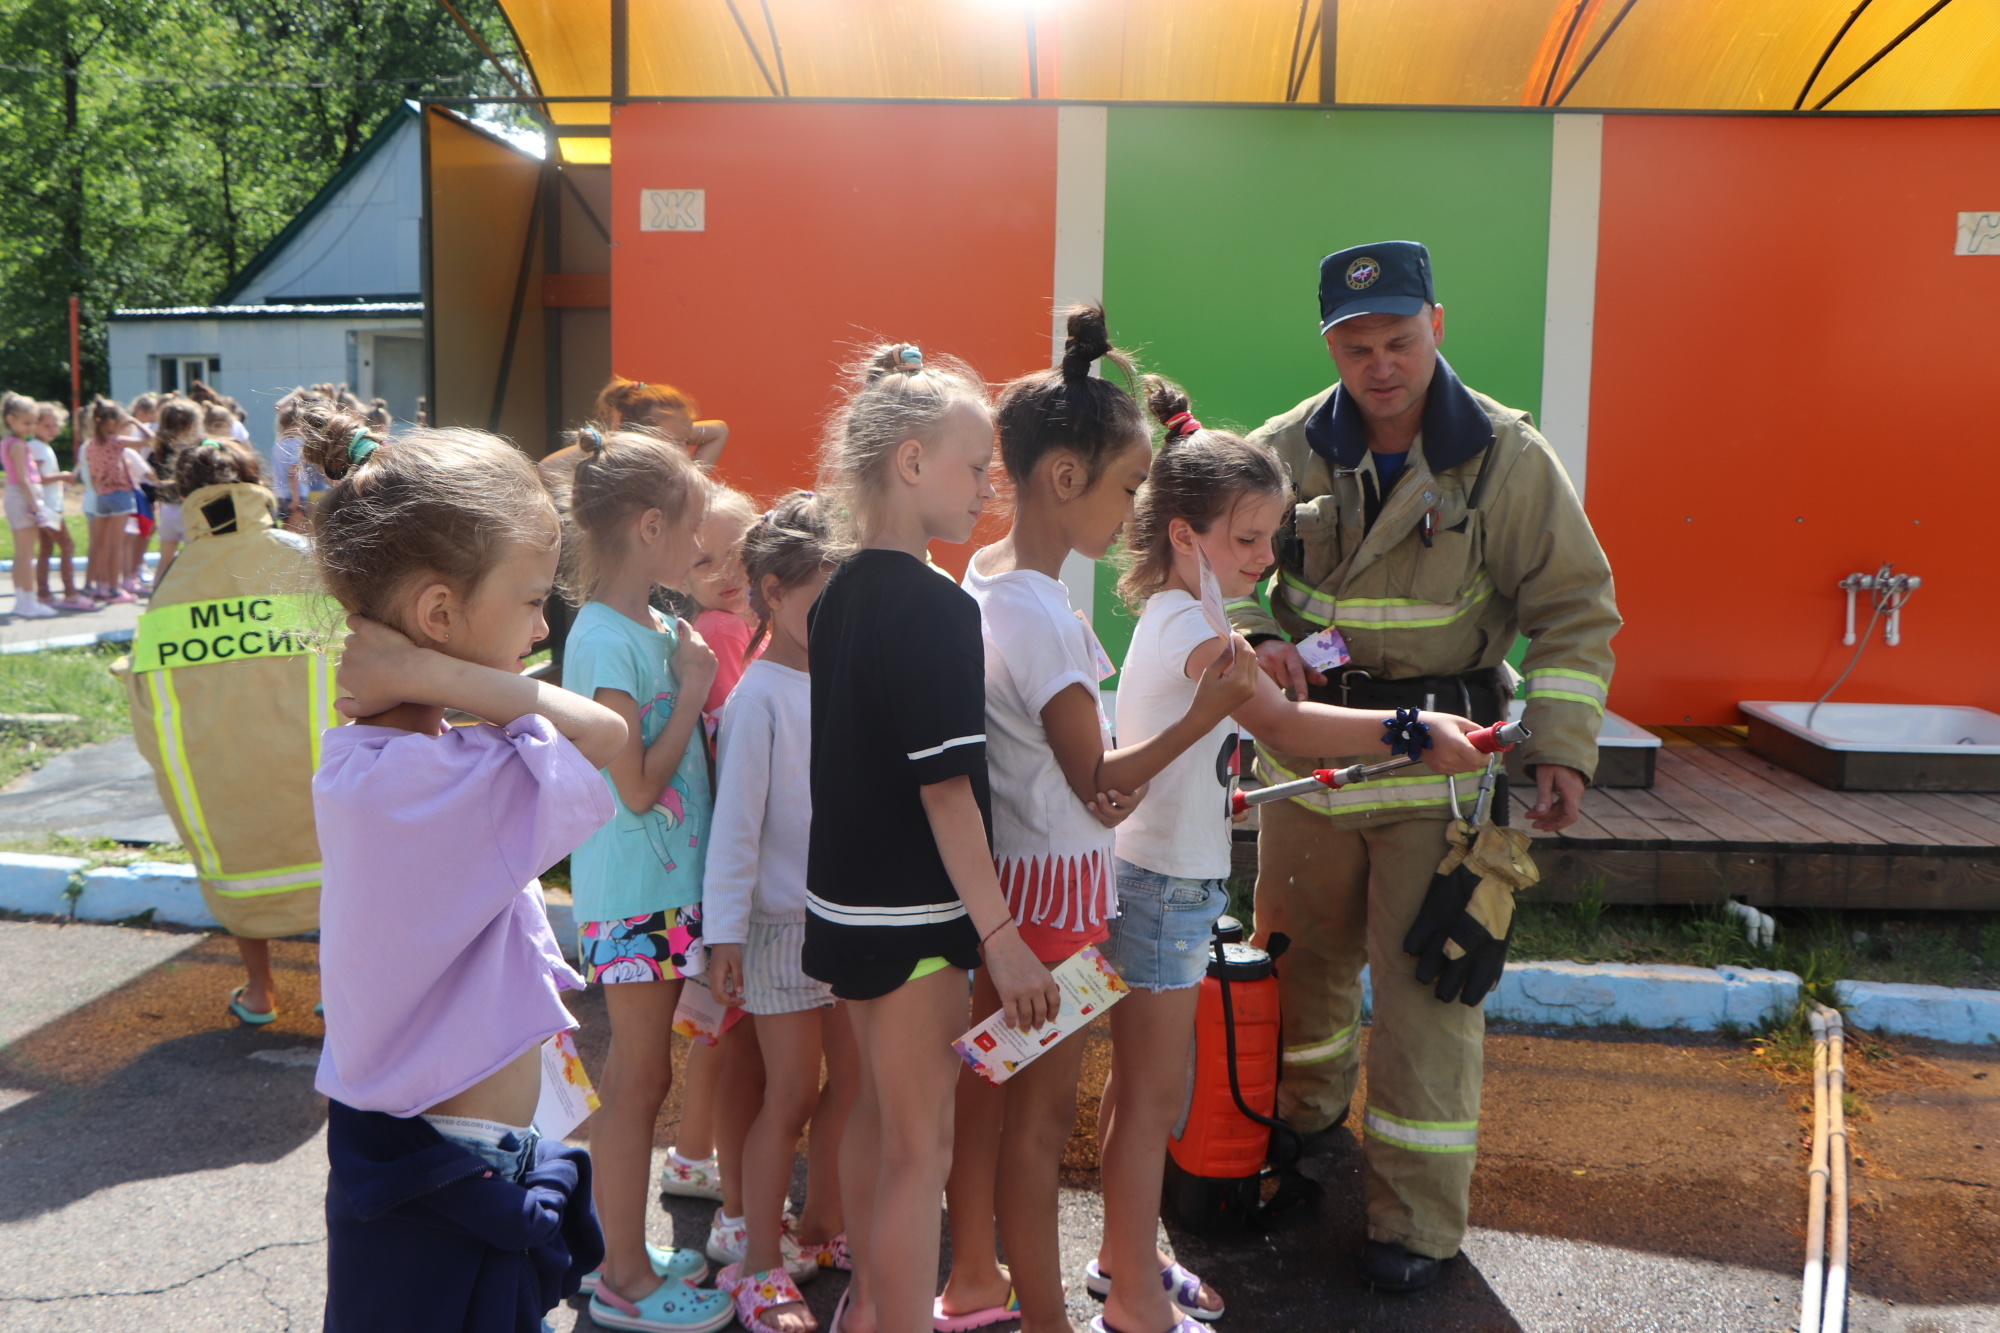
[1232,356,1619,1260]
[116,483,337,939]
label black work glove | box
[1402,863,1512,1007]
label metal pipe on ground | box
[1800,1003,1851,1333]
[1823,1006,1850,1332]
[1801,1007,1831,1333]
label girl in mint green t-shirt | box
[559,426,727,1330]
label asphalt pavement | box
[1,918,1995,1333]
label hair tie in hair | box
[347,427,378,466]
[898,346,924,372]
[1163,411,1202,438]
[579,425,603,451]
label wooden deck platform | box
[1518,727,2000,910]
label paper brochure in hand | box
[1195,548,1233,649]
[533,1030,600,1141]
[953,945,1130,1085]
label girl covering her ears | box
[3,391,63,619]
[301,403,625,1333]
[803,343,1060,1333]
[553,425,735,1333]
[937,306,1259,1333]
[1082,382,1486,1333]
[704,491,857,1333]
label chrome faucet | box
[1839,565,1921,647]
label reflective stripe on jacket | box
[1232,355,1619,821]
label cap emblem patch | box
[1345,257,1381,290]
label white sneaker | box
[704,1207,816,1282]
[10,593,55,619]
[658,1149,724,1201]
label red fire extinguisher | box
[1162,918,1317,1235]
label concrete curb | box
[1835,979,2000,1046]
[1358,960,1802,1032]
[2,852,1994,1042]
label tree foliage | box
[0,0,525,401]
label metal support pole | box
[611,0,630,106]
[1317,0,1338,104]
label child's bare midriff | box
[425,1045,542,1127]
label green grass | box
[0,512,91,564]
[1511,884,2000,993]
[0,831,188,866]
[0,643,133,788]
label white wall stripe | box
[1540,113,1603,503]
[1054,104,1109,628]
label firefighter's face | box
[1325,305,1445,425]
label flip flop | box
[1090,1317,1205,1333]
[931,1288,1019,1332]
[227,986,276,1026]
[1083,1261,1223,1322]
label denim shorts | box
[95,488,137,516]
[1101,859,1228,992]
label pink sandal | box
[732,1267,815,1333]
[796,1231,852,1271]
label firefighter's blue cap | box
[1318,241,1435,334]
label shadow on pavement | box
[0,932,326,1224]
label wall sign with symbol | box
[641,189,706,232]
[1954,212,2000,255]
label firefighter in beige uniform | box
[1231,241,1619,1290]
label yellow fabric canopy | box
[496,0,2000,161]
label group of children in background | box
[260,309,1487,1333]
[1,380,393,621]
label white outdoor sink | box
[1739,701,2000,791]
[1505,700,1660,788]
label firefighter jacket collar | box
[183,483,279,542]
[1303,353,1496,476]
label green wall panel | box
[1102,106,1552,443]
[1094,106,1553,680]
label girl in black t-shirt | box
[804,344,1059,1333]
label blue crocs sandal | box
[589,1274,734,1333]
[580,1243,709,1297]
[227,986,277,1027]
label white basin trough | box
[1739,701,2000,792]
[1505,699,1660,788]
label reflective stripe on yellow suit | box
[1252,798,1482,1261]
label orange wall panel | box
[609,101,1059,573]
[1589,115,2000,724]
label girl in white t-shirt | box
[941,308,1259,1333]
[1085,381,1485,1333]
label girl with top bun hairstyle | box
[939,308,1264,1333]
[805,342,1059,1333]
[298,401,628,1333]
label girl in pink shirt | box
[292,397,664,1333]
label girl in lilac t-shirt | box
[292,400,721,1333]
